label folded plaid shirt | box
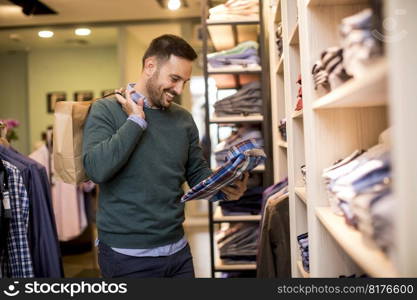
[181,139,266,203]
[0,160,34,278]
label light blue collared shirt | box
[105,83,187,257]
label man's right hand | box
[115,88,146,120]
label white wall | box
[27,46,119,150]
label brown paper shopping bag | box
[53,100,94,184]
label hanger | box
[0,121,10,148]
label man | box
[83,34,248,278]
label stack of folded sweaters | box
[207,41,260,71]
[214,81,262,117]
[209,0,259,21]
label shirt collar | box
[127,83,160,110]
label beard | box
[145,69,177,109]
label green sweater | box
[82,98,211,248]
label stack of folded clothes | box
[207,41,260,71]
[217,222,259,265]
[297,233,309,273]
[340,8,383,78]
[220,186,263,216]
[214,81,262,117]
[295,74,302,111]
[279,118,287,141]
[209,0,259,21]
[312,47,352,93]
[214,124,264,167]
[322,129,394,255]
[301,165,306,185]
[311,7,383,94]
[276,22,283,58]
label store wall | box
[0,51,30,154]
[28,46,119,151]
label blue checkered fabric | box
[181,139,266,203]
[0,160,34,278]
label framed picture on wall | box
[101,89,116,98]
[47,92,66,113]
[74,91,94,102]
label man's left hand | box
[221,172,250,201]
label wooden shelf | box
[206,18,259,26]
[273,0,282,23]
[307,0,369,6]
[209,114,263,123]
[313,59,388,109]
[276,55,284,74]
[208,65,262,74]
[253,164,265,172]
[207,21,259,51]
[213,207,262,223]
[289,23,299,45]
[297,260,310,278]
[295,186,307,204]
[292,110,303,119]
[278,140,288,149]
[316,207,399,277]
[215,257,257,271]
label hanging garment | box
[0,145,63,277]
[30,145,87,241]
[256,192,291,278]
[181,139,266,202]
[0,159,34,278]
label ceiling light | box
[38,30,54,38]
[167,0,181,10]
[75,28,91,36]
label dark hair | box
[142,34,197,67]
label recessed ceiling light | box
[38,30,54,38]
[167,0,181,10]
[75,28,91,36]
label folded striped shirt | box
[181,139,266,203]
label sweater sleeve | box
[82,100,144,183]
[185,117,212,188]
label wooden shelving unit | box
[207,66,262,74]
[213,207,262,223]
[291,110,303,119]
[278,140,288,149]
[276,55,284,74]
[312,59,387,109]
[294,186,307,204]
[289,23,299,45]
[266,0,417,277]
[209,114,263,124]
[316,207,398,277]
[202,0,273,278]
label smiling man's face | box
[145,55,192,108]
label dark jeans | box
[97,241,195,278]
